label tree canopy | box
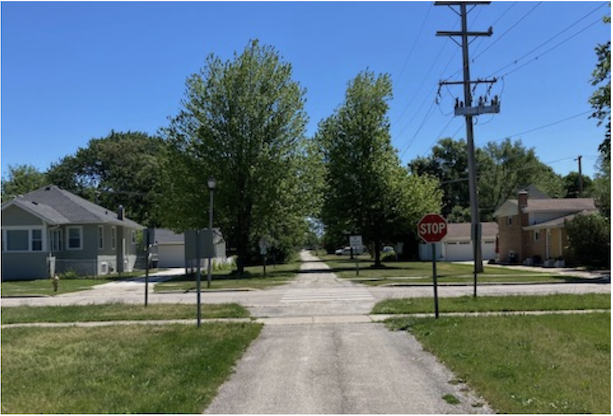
[46,130,165,227]
[410,138,564,221]
[161,40,312,274]
[316,70,442,265]
[1,164,48,201]
[590,15,611,161]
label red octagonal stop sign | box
[417,214,448,243]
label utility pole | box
[436,1,499,275]
[575,155,583,196]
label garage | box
[419,222,499,262]
[444,241,472,262]
[157,243,185,268]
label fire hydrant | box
[51,275,60,292]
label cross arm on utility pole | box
[434,1,491,5]
[436,28,493,37]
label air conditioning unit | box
[99,262,109,275]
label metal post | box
[263,254,267,277]
[432,243,439,319]
[196,229,202,327]
[207,186,214,289]
[144,229,149,307]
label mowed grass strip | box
[1,279,115,297]
[372,293,611,315]
[386,313,611,413]
[1,303,249,325]
[317,255,585,284]
[1,322,262,413]
[156,261,301,292]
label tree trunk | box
[373,238,382,267]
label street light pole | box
[207,177,216,289]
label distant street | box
[1,252,609,312]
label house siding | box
[2,204,44,226]
[2,252,49,280]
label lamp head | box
[207,177,216,190]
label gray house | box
[1,185,144,281]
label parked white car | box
[335,246,367,255]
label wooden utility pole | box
[436,1,499,274]
[575,155,583,196]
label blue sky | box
[2,1,610,180]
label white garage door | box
[482,239,497,262]
[445,241,473,261]
[157,244,185,268]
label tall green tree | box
[562,171,593,198]
[408,138,490,219]
[1,164,48,201]
[592,156,611,217]
[317,70,441,266]
[410,138,564,221]
[161,40,310,274]
[46,130,165,227]
[590,15,611,160]
[478,138,564,219]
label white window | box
[111,227,116,250]
[98,226,104,250]
[67,226,83,250]
[131,230,136,245]
[507,217,513,226]
[50,229,63,252]
[3,227,45,252]
[31,229,42,251]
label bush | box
[59,269,80,280]
[565,213,611,269]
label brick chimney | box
[518,190,528,212]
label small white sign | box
[259,238,270,250]
[349,235,362,249]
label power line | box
[393,3,433,86]
[496,17,607,79]
[472,2,542,62]
[471,2,518,56]
[487,2,609,78]
[480,110,593,145]
[399,99,438,160]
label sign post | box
[349,235,362,277]
[418,214,448,319]
[259,238,269,278]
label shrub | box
[565,213,611,269]
[59,269,80,280]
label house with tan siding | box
[493,188,597,267]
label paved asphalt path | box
[205,251,491,414]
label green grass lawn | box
[1,303,250,325]
[385,313,610,413]
[155,261,301,292]
[317,254,590,285]
[1,322,262,413]
[1,270,150,297]
[1,278,116,297]
[372,293,611,315]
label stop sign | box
[417,214,448,243]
